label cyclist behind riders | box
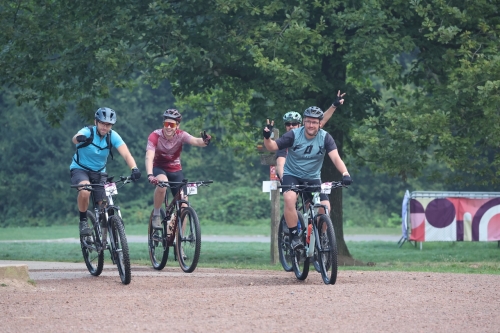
[145,108,212,229]
[263,105,352,250]
[276,90,346,180]
[70,107,142,236]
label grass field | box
[0,224,499,274]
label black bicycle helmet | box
[303,106,324,120]
[95,107,117,124]
[163,108,182,122]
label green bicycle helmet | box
[282,111,302,123]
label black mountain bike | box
[278,181,347,285]
[71,175,132,285]
[148,179,213,272]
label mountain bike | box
[278,181,347,285]
[148,179,213,272]
[70,175,132,285]
[278,188,323,273]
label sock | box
[289,226,298,236]
[79,211,87,221]
[153,208,160,215]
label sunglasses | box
[285,122,299,127]
[163,122,177,128]
[98,121,113,127]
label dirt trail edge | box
[0,261,498,332]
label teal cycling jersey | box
[275,127,337,179]
[70,126,125,172]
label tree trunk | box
[320,128,351,258]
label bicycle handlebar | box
[277,181,347,191]
[70,176,133,191]
[156,180,214,188]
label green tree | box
[2,0,499,259]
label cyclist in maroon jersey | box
[145,109,212,229]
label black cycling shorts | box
[281,175,329,202]
[153,168,187,197]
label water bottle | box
[297,219,302,234]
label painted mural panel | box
[409,197,500,242]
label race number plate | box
[321,182,332,194]
[105,183,118,196]
[186,183,198,195]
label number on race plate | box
[321,182,332,194]
[105,183,118,196]
[186,183,198,195]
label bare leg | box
[283,190,298,228]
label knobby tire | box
[292,211,309,280]
[148,209,169,270]
[317,214,338,285]
[81,210,104,276]
[109,215,131,285]
[176,206,201,273]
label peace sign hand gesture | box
[263,119,274,139]
[332,90,346,107]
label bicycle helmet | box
[282,111,302,123]
[95,107,117,124]
[303,106,324,120]
[163,108,182,122]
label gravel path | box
[1,260,499,332]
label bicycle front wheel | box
[176,206,201,273]
[81,210,104,276]
[148,209,169,270]
[292,211,309,280]
[316,214,338,285]
[109,215,131,285]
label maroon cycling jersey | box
[146,129,194,172]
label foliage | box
[189,183,271,223]
[2,0,500,255]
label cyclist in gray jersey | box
[275,90,345,180]
[263,105,352,250]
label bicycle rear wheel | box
[109,215,131,285]
[81,210,104,276]
[148,209,169,270]
[292,211,309,280]
[316,214,338,285]
[176,206,201,273]
[278,214,293,272]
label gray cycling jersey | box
[275,127,337,179]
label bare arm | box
[116,144,138,170]
[145,149,155,175]
[188,136,209,147]
[263,138,279,151]
[320,90,346,129]
[276,156,285,179]
[320,105,336,129]
[327,149,349,176]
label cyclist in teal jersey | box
[263,105,352,250]
[70,107,141,236]
[275,91,345,180]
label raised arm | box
[320,90,346,129]
[263,119,279,151]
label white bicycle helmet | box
[282,111,302,123]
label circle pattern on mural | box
[425,199,455,228]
